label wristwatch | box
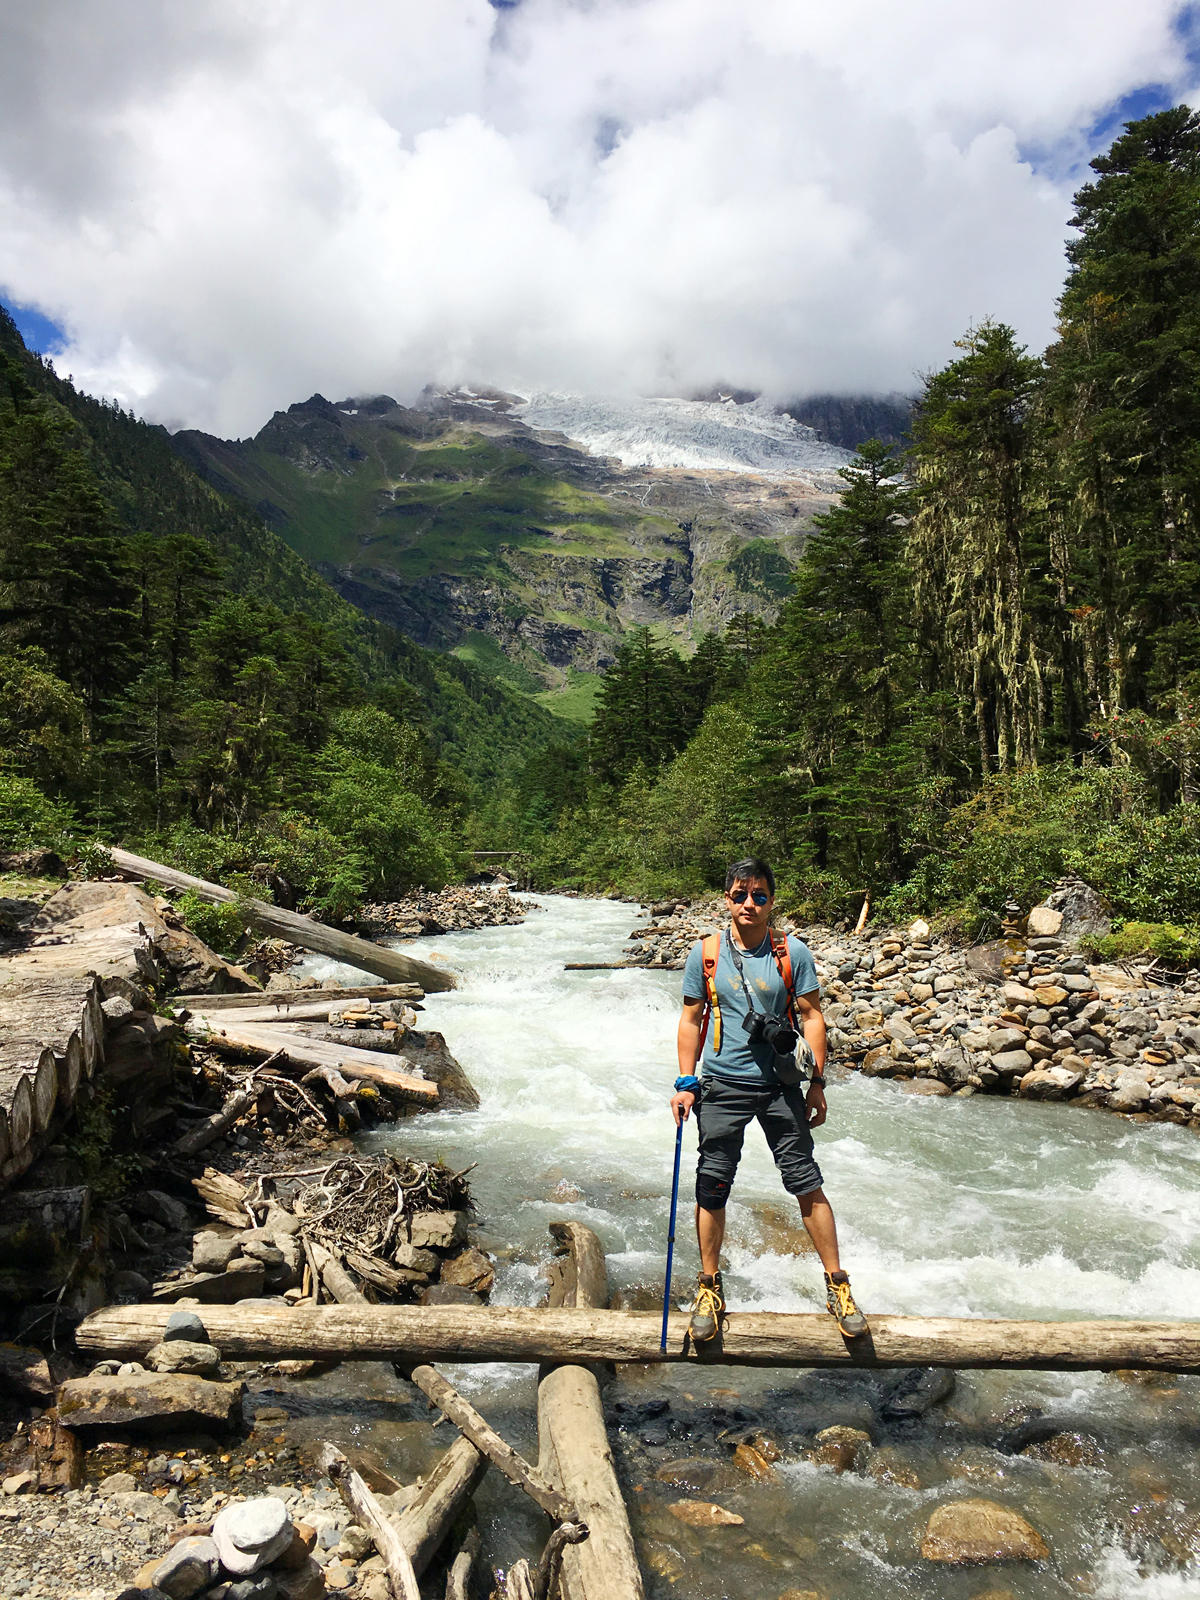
[808,1075,826,1089]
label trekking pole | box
[661,1119,684,1352]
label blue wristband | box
[674,1075,701,1092]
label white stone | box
[213,1498,293,1575]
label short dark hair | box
[725,857,775,896]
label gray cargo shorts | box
[693,1074,823,1210]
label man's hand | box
[805,1082,827,1128]
[670,1090,696,1126]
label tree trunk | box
[185,1020,437,1103]
[76,1303,1200,1373]
[394,1439,487,1578]
[178,985,424,1011]
[108,848,456,992]
[538,1224,642,1600]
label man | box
[670,856,867,1342]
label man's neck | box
[729,921,770,952]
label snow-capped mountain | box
[510,392,853,476]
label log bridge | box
[77,1303,1200,1373]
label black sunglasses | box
[728,888,770,906]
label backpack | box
[697,929,797,1054]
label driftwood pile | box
[174,1154,488,1307]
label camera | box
[743,1010,798,1057]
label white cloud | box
[0,0,1193,435]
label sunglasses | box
[728,888,770,906]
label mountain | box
[0,310,562,787]
[171,387,854,715]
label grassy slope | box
[0,316,568,785]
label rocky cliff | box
[171,387,844,714]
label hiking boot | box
[825,1270,868,1337]
[689,1272,725,1342]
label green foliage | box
[175,890,254,960]
[0,771,77,848]
[1091,921,1200,964]
[63,1083,144,1203]
[727,540,794,598]
[1068,805,1200,922]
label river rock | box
[1003,983,1037,1006]
[419,1283,483,1306]
[991,1050,1033,1078]
[146,1340,222,1376]
[885,1016,916,1043]
[408,1212,467,1250]
[806,1426,871,1473]
[1027,906,1063,937]
[933,974,957,994]
[1019,1067,1083,1101]
[213,1497,293,1574]
[193,1233,243,1273]
[987,1029,1026,1055]
[865,1448,922,1488]
[1110,1077,1151,1111]
[882,1367,955,1419]
[226,1577,279,1600]
[732,1443,777,1481]
[655,1459,740,1492]
[98,1470,139,1494]
[921,1499,1049,1563]
[1020,1431,1103,1467]
[165,1310,209,1343]
[155,1265,267,1303]
[134,1189,194,1233]
[1033,985,1068,1007]
[152,1536,221,1599]
[57,1373,245,1434]
[862,1046,902,1077]
[668,1501,744,1527]
[900,1079,952,1096]
[439,1246,494,1294]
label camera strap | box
[724,929,796,1021]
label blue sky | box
[2,298,64,355]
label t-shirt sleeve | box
[788,937,820,999]
[682,941,705,1002]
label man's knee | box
[696,1173,732,1211]
[797,1184,826,1212]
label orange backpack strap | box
[697,932,722,1055]
[769,930,798,1028]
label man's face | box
[725,876,774,938]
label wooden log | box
[74,1303,1200,1373]
[173,1068,279,1157]
[308,1240,368,1306]
[395,1437,487,1577]
[445,1526,481,1600]
[344,1251,427,1297]
[176,984,424,1010]
[538,1224,639,1600]
[506,1563,535,1600]
[534,1523,590,1600]
[406,1365,576,1523]
[108,848,457,992]
[186,1020,438,1103]
[317,1442,420,1600]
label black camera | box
[743,1010,799,1056]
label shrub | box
[1090,921,1200,964]
[0,772,77,848]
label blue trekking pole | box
[661,1119,684,1351]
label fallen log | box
[187,1020,438,1103]
[394,1437,487,1577]
[108,848,455,992]
[445,1526,481,1600]
[539,1225,643,1600]
[406,1364,576,1523]
[309,1240,368,1306]
[317,1442,420,1600]
[176,984,424,1010]
[76,1303,1200,1372]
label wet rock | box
[864,1448,922,1489]
[146,1340,222,1377]
[1019,1067,1083,1100]
[862,1047,901,1077]
[654,1458,739,1492]
[881,1367,955,1420]
[408,1212,467,1250]
[731,1442,778,1481]
[152,1536,221,1599]
[667,1500,744,1527]
[213,1497,293,1574]
[900,1079,952,1096]
[439,1246,494,1295]
[165,1310,209,1343]
[921,1499,1049,1563]
[1020,1431,1103,1468]
[806,1426,871,1473]
[418,1283,483,1306]
[57,1373,245,1435]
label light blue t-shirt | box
[682,930,820,1084]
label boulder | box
[408,1212,467,1251]
[193,1233,243,1273]
[134,1190,194,1234]
[1018,1068,1083,1101]
[862,1047,901,1078]
[154,1265,266,1304]
[1043,879,1111,944]
[152,1537,221,1600]
[1026,906,1064,937]
[921,1498,1049,1563]
[145,1340,222,1377]
[0,1345,56,1402]
[212,1497,293,1575]
[439,1246,494,1295]
[57,1373,244,1434]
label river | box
[296,893,1200,1598]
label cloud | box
[0,0,1195,436]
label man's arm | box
[796,989,828,1128]
[670,997,706,1126]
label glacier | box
[511,391,854,476]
